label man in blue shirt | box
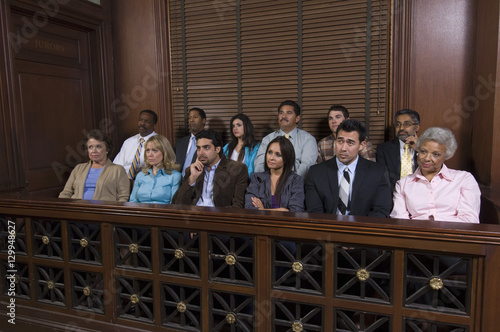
[173,130,248,208]
[254,100,317,178]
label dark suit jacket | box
[175,135,197,168]
[376,138,418,189]
[173,156,249,208]
[305,157,392,217]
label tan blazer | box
[59,159,130,202]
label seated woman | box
[223,113,260,176]
[59,129,130,201]
[129,135,181,204]
[245,136,304,212]
[391,127,481,223]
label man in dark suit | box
[376,109,420,189]
[306,119,392,217]
[175,107,207,176]
[173,129,248,208]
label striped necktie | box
[400,143,412,178]
[338,168,350,215]
[128,138,145,180]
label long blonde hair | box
[142,135,180,174]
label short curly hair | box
[83,129,114,155]
[416,127,457,160]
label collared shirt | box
[336,156,359,215]
[129,168,182,204]
[317,134,376,163]
[182,134,197,176]
[254,127,317,178]
[196,159,221,207]
[390,164,481,223]
[113,131,158,174]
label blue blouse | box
[83,167,103,200]
[222,143,260,176]
[129,168,181,204]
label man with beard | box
[376,109,420,189]
[175,107,207,176]
[173,129,248,208]
[114,110,158,180]
[254,100,317,178]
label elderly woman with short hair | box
[390,127,481,223]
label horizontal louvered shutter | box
[169,0,389,146]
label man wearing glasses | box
[376,109,420,190]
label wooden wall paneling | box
[154,0,174,143]
[3,0,115,196]
[392,0,477,171]
[111,0,173,146]
[0,0,22,192]
[409,0,476,171]
[10,9,94,195]
[15,60,93,192]
[390,0,412,132]
[472,0,500,187]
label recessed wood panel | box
[0,113,13,189]
[16,60,93,192]
[9,12,88,69]
[408,0,476,170]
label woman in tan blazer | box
[59,129,130,202]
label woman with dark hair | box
[59,129,130,201]
[129,135,181,204]
[245,136,304,212]
[223,113,260,175]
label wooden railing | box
[1,195,500,331]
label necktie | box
[338,168,350,215]
[400,143,412,178]
[284,134,290,139]
[128,138,145,180]
[182,136,196,176]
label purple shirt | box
[271,195,281,209]
[390,164,481,223]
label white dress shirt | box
[113,131,158,174]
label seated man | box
[317,104,375,163]
[175,107,207,176]
[254,100,317,178]
[113,110,158,179]
[306,119,392,217]
[173,129,248,208]
[376,108,420,189]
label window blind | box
[169,0,389,146]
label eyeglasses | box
[394,122,417,128]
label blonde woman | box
[129,135,181,204]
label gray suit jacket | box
[245,171,304,212]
